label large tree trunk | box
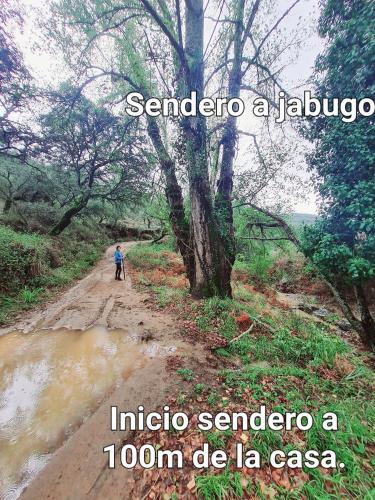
[49,195,89,236]
[146,117,195,286]
[184,0,234,298]
[213,0,245,298]
[355,283,375,348]
[326,280,374,349]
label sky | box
[15,0,323,214]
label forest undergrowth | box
[0,221,110,325]
[125,241,375,499]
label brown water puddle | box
[0,325,175,499]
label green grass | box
[123,240,375,498]
[195,294,374,497]
[233,284,254,302]
[234,252,277,286]
[196,470,243,500]
[200,298,351,369]
[207,390,219,406]
[0,224,50,294]
[176,368,194,382]
[0,223,108,324]
[194,383,205,394]
[218,360,375,497]
[252,429,283,458]
[242,319,350,368]
[20,287,43,304]
[194,297,242,339]
[126,242,173,269]
[152,285,187,308]
[48,248,101,286]
[207,430,233,449]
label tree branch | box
[139,0,188,72]
[255,0,301,56]
[241,0,262,47]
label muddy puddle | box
[0,325,175,499]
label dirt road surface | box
[1,243,203,499]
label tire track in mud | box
[0,242,205,500]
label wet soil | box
[0,243,203,499]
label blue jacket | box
[114,249,123,264]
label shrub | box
[1,201,60,233]
[0,221,108,324]
[0,224,50,293]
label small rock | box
[336,318,352,331]
[298,303,316,314]
[312,307,329,319]
[141,330,154,342]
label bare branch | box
[240,84,278,109]
[139,0,188,72]
[256,0,301,56]
[175,0,184,49]
[203,0,226,59]
[235,202,300,246]
[241,0,262,47]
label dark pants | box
[115,263,122,280]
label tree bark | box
[355,283,375,348]
[184,0,234,298]
[146,117,195,287]
[3,197,12,213]
[213,0,245,297]
[319,278,374,349]
[49,195,89,236]
[139,0,237,298]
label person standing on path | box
[114,245,123,281]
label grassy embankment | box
[0,222,109,325]
[126,241,375,499]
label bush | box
[234,250,278,286]
[0,201,61,233]
[0,224,50,293]
[0,221,109,324]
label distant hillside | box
[289,213,318,226]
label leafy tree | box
[39,87,150,235]
[302,0,375,347]
[0,0,34,158]
[0,156,53,214]
[47,0,304,297]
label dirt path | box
[1,242,176,334]
[1,243,204,499]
